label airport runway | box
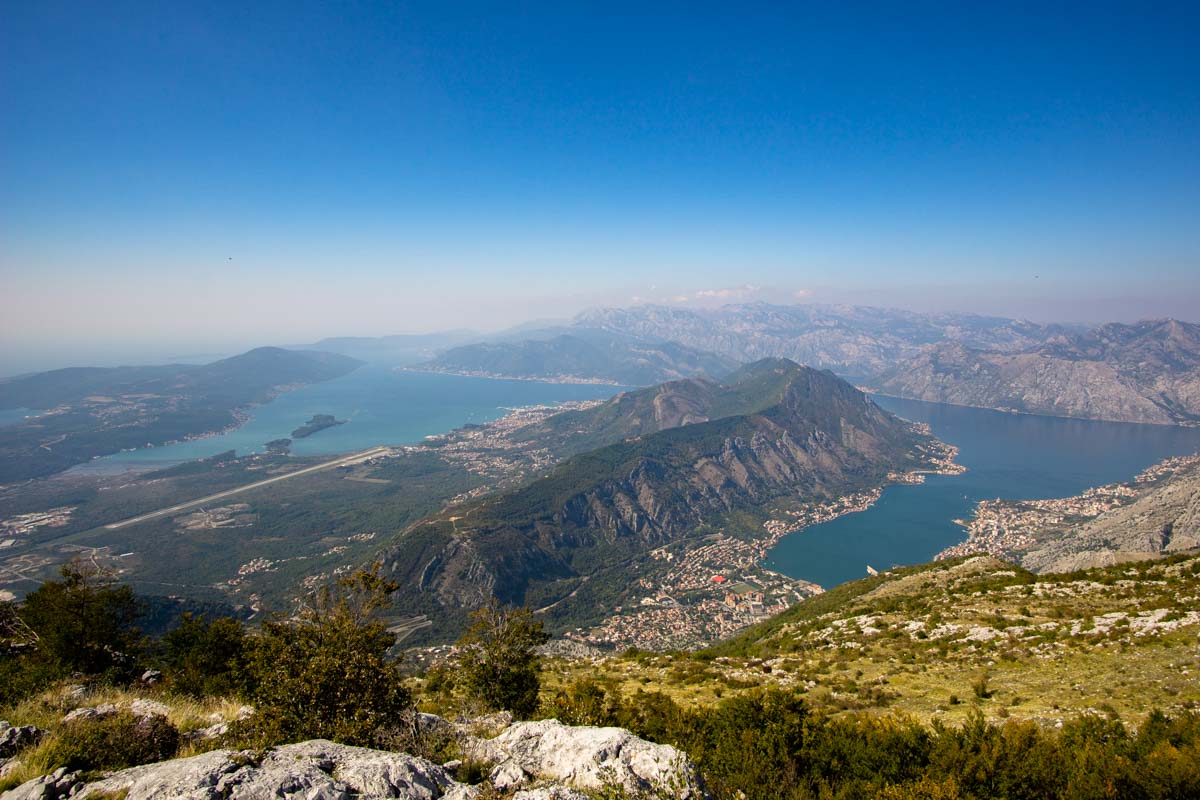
[103,446,392,530]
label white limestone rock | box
[61,740,471,800]
[60,704,119,724]
[463,718,706,798]
[129,699,172,719]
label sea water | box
[765,396,1200,589]
[78,366,625,472]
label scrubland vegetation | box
[3,553,1200,798]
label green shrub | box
[455,600,548,718]
[542,677,620,726]
[161,613,250,697]
[43,711,179,773]
[7,563,142,692]
[239,565,412,747]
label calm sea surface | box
[0,408,41,427]
[77,367,625,472]
[765,395,1200,589]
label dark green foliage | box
[239,565,412,747]
[455,601,549,718]
[43,711,179,773]
[541,677,623,727]
[160,613,250,697]
[0,563,142,701]
[536,679,1200,800]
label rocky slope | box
[575,303,1064,378]
[576,552,1200,727]
[378,359,950,634]
[873,319,1200,424]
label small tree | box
[242,564,411,747]
[456,600,549,718]
[161,613,250,697]
[17,560,142,678]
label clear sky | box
[2,1,1198,371]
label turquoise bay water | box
[79,367,624,472]
[765,396,1200,589]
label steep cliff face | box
[380,360,944,627]
[873,320,1200,424]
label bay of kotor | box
[766,395,1200,590]
[78,366,625,472]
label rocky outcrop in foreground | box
[461,719,703,796]
[3,717,707,800]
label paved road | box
[103,446,392,530]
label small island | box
[291,414,345,439]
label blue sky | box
[2,1,1198,368]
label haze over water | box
[766,396,1200,589]
[74,367,624,473]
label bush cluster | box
[541,678,1200,800]
[43,711,180,773]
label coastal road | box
[103,446,393,530]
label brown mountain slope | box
[873,320,1200,424]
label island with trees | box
[290,414,345,439]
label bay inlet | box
[765,395,1200,589]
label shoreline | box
[935,450,1200,563]
[863,389,1200,429]
[397,366,625,386]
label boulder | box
[463,719,706,798]
[59,740,475,800]
[60,704,118,724]
[511,788,591,800]
[181,721,229,743]
[0,724,44,758]
[129,699,172,719]
[2,767,82,800]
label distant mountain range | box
[0,348,362,482]
[290,331,482,366]
[574,303,1073,378]
[419,328,738,386]
[872,319,1200,424]
[379,359,947,632]
[411,303,1199,425]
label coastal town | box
[937,452,1200,562]
[422,399,607,493]
[563,487,933,650]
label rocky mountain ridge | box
[378,360,950,636]
[873,318,1200,424]
[574,302,1067,378]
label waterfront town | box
[937,452,1200,562]
[423,399,607,494]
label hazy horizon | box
[3,290,1198,380]
[4,3,1199,374]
